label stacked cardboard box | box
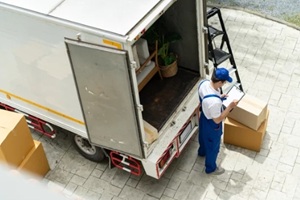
[18,140,50,177]
[0,109,50,177]
[224,94,269,152]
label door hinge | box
[143,142,150,148]
[202,26,208,34]
[131,61,138,70]
[137,104,143,112]
[204,62,209,75]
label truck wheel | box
[73,135,105,162]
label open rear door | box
[196,0,208,76]
[65,39,144,158]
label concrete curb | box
[207,3,300,31]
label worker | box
[197,68,238,175]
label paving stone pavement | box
[31,8,300,200]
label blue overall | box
[197,80,223,174]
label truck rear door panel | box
[65,39,144,158]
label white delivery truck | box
[0,0,208,179]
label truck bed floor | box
[139,67,199,131]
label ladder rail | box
[216,9,243,92]
[207,7,243,92]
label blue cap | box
[215,68,232,83]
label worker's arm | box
[212,100,238,124]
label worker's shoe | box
[207,167,225,175]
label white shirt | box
[198,80,222,119]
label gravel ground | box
[207,0,300,27]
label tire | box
[72,134,105,162]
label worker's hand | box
[221,94,228,98]
[221,94,228,101]
[228,100,238,109]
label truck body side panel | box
[0,4,123,138]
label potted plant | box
[143,22,182,78]
[157,32,181,77]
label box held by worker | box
[228,94,268,130]
[18,140,50,177]
[0,110,35,167]
[224,110,269,152]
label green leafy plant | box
[143,22,181,66]
[157,33,181,66]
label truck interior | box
[134,0,202,132]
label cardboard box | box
[228,94,268,130]
[224,111,269,152]
[18,140,50,177]
[144,120,158,144]
[0,110,35,167]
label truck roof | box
[0,0,160,36]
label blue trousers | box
[198,112,223,173]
